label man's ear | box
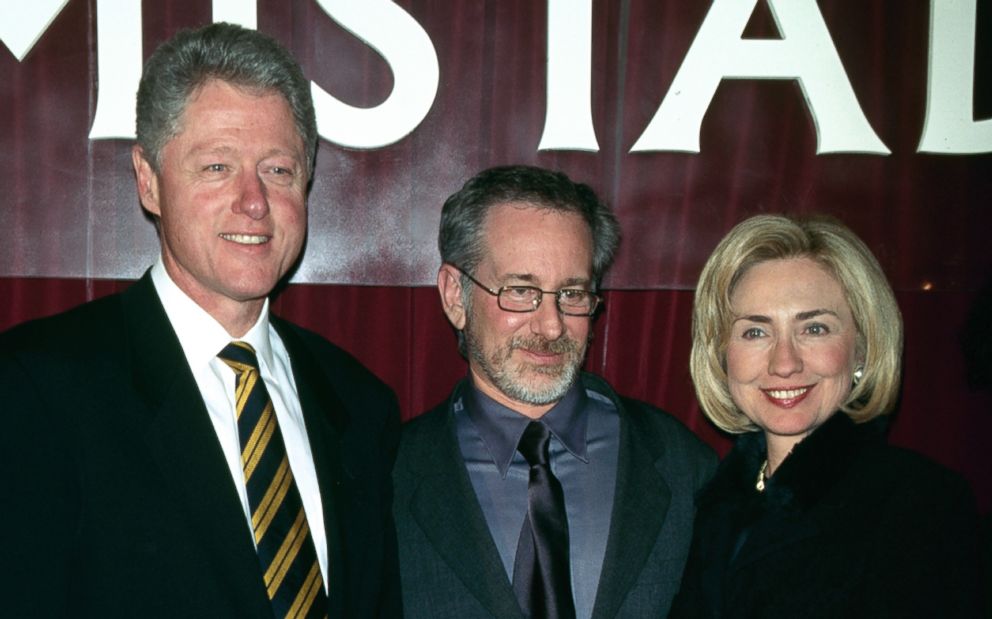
[132,145,161,217]
[438,264,467,330]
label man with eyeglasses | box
[393,165,716,619]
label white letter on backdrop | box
[918,0,991,153]
[538,0,599,151]
[311,0,439,149]
[88,0,142,139]
[631,0,889,154]
[212,0,256,29]
[0,0,69,61]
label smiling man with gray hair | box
[1,22,400,618]
[393,164,716,619]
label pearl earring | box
[853,367,864,385]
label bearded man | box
[392,165,716,619]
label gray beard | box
[465,329,585,406]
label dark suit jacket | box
[0,274,402,618]
[669,413,986,619]
[393,373,717,618]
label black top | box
[671,413,986,619]
[0,274,402,618]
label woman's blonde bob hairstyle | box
[690,214,903,434]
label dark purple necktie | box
[511,421,576,619]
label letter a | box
[631,0,889,154]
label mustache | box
[509,335,580,355]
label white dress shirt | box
[150,261,328,591]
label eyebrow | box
[733,309,838,323]
[186,145,300,161]
[796,309,838,320]
[188,144,237,157]
[502,273,592,288]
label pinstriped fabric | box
[219,341,328,619]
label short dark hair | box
[438,165,620,285]
[135,22,317,176]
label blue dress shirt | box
[454,378,621,619]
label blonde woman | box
[671,215,983,618]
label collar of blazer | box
[406,373,674,619]
[702,412,884,515]
[120,274,352,612]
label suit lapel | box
[121,275,271,613]
[272,320,348,617]
[408,404,525,619]
[591,406,672,619]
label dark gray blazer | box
[0,274,402,618]
[393,373,716,618]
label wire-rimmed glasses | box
[455,267,602,316]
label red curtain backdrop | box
[2,279,990,513]
[2,0,990,513]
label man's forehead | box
[161,80,301,149]
[171,79,291,129]
[479,204,594,283]
[485,200,569,219]
[187,77,280,103]
[482,202,592,234]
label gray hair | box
[438,165,620,285]
[135,22,317,176]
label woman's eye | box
[204,163,226,172]
[805,323,830,335]
[741,327,764,339]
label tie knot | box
[517,421,552,467]
[218,341,260,373]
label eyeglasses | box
[455,267,602,316]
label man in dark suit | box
[0,23,400,618]
[393,165,717,619]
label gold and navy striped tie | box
[218,341,328,619]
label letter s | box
[312,0,440,149]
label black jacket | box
[670,413,985,618]
[0,274,402,618]
[393,373,717,618]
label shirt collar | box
[150,259,274,370]
[463,377,590,478]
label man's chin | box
[505,367,578,403]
